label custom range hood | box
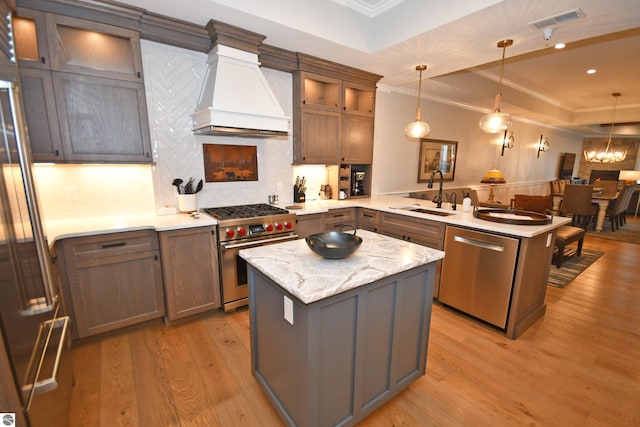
[192,20,290,137]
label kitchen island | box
[240,230,444,427]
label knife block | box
[293,185,305,203]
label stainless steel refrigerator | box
[0,65,73,427]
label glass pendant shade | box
[584,93,626,163]
[405,65,430,139]
[405,114,431,139]
[479,110,512,133]
[480,40,513,133]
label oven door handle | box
[221,234,298,250]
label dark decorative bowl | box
[305,225,363,259]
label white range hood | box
[192,44,290,137]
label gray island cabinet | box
[240,230,445,427]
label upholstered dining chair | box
[560,184,598,230]
[510,194,553,214]
[604,183,637,231]
[593,179,619,197]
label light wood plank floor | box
[69,220,640,426]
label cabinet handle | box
[54,149,59,156]
[101,242,126,249]
[211,230,216,236]
[154,255,158,260]
[137,71,141,78]
[302,100,306,104]
[41,56,46,64]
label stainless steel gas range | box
[202,204,298,312]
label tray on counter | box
[473,208,552,225]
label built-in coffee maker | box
[352,170,366,196]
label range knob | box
[275,223,284,230]
[266,224,274,232]
[284,221,293,229]
[226,228,235,238]
[238,227,247,236]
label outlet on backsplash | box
[65,185,79,201]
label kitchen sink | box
[389,204,455,217]
[408,208,455,216]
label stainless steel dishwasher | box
[439,226,519,328]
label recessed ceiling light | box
[587,69,597,75]
[554,43,565,49]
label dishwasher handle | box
[453,235,505,252]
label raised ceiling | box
[119,0,640,136]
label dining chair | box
[510,194,552,214]
[560,184,598,230]
[593,179,619,197]
[619,183,638,226]
[605,183,637,231]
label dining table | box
[551,190,618,232]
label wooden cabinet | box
[55,230,165,339]
[44,13,143,81]
[295,213,326,239]
[380,212,445,298]
[340,114,374,164]
[380,212,445,249]
[19,68,64,160]
[51,72,151,162]
[357,208,379,232]
[159,227,221,321]
[325,207,356,231]
[13,9,151,163]
[293,70,378,165]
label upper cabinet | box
[45,14,144,81]
[293,55,381,165]
[12,9,151,163]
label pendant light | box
[584,92,627,163]
[404,65,430,139]
[479,39,513,133]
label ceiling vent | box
[528,8,585,30]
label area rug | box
[584,216,640,245]
[548,249,604,288]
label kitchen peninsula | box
[240,230,444,427]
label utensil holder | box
[178,194,197,213]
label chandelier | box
[584,92,627,163]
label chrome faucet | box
[428,170,444,208]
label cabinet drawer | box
[66,230,158,261]
[381,213,445,249]
[325,208,356,230]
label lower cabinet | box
[295,213,326,239]
[380,212,445,298]
[55,230,165,339]
[325,207,356,231]
[357,207,379,232]
[159,226,221,321]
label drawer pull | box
[101,242,127,249]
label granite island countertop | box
[239,229,445,304]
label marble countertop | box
[239,229,445,304]
[284,194,571,238]
[40,193,569,247]
[45,212,217,246]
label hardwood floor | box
[69,219,640,426]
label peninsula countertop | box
[239,229,445,304]
[284,194,571,238]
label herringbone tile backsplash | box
[141,40,295,211]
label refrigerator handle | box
[7,81,58,312]
[453,235,505,252]
[23,316,70,409]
